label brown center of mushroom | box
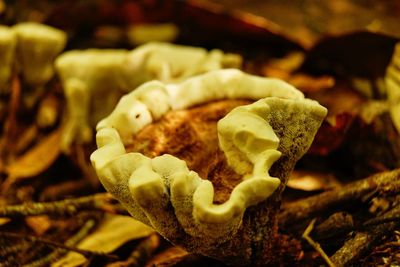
[126,99,252,204]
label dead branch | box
[331,201,400,266]
[0,193,128,218]
[313,212,354,240]
[279,169,400,227]
[22,218,97,267]
[302,218,336,267]
[0,231,118,260]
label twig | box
[0,240,30,257]
[0,75,21,164]
[0,193,128,218]
[313,212,354,240]
[39,179,94,201]
[0,231,119,260]
[302,218,336,267]
[312,212,400,241]
[106,233,160,267]
[23,218,97,267]
[279,169,400,227]
[362,215,400,228]
[331,201,400,266]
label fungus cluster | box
[55,43,242,152]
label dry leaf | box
[289,74,335,93]
[302,32,397,77]
[287,170,341,191]
[25,215,51,236]
[0,218,10,226]
[145,246,188,267]
[14,124,38,154]
[2,128,62,192]
[52,214,155,267]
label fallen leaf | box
[289,74,335,93]
[287,170,341,191]
[25,215,51,236]
[2,128,62,192]
[0,218,10,226]
[14,124,38,154]
[302,32,397,78]
[309,112,355,155]
[145,246,188,267]
[52,214,155,267]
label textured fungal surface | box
[91,69,327,266]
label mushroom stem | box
[0,26,16,94]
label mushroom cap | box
[13,22,67,86]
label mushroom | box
[91,69,327,266]
[56,43,242,152]
[0,25,16,94]
[124,42,242,86]
[385,42,400,134]
[13,22,66,88]
[55,49,130,151]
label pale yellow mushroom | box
[55,49,130,151]
[13,22,66,87]
[123,42,242,87]
[0,25,16,94]
[91,69,327,265]
[385,43,400,133]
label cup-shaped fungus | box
[91,69,327,266]
[0,26,16,94]
[56,43,242,152]
[13,22,66,87]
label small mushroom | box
[0,25,16,94]
[55,49,130,151]
[91,69,327,266]
[13,22,66,88]
[123,42,242,87]
[385,42,400,133]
